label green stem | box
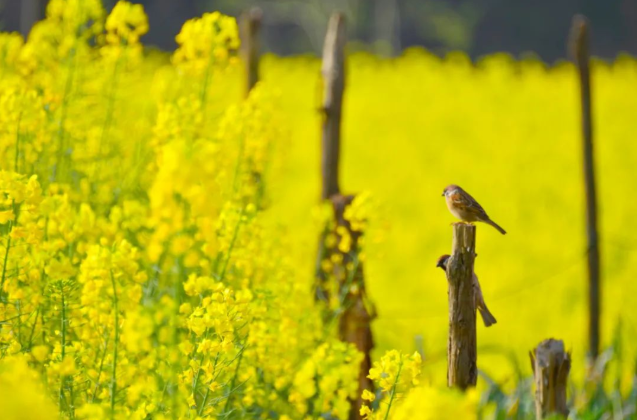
[218,207,245,281]
[198,352,220,416]
[0,200,22,304]
[231,138,246,198]
[191,328,211,406]
[53,45,78,182]
[58,283,68,413]
[110,271,119,418]
[28,265,47,350]
[0,225,13,301]
[90,334,110,404]
[69,379,76,420]
[16,299,22,343]
[60,286,66,355]
[95,50,125,182]
[27,307,40,349]
[199,55,215,111]
[15,108,23,173]
[383,360,404,420]
[222,335,248,414]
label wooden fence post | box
[240,8,262,97]
[332,195,374,420]
[530,339,571,419]
[315,12,346,303]
[446,223,477,389]
[314,13,374,420]
[320,13,346,200]
[570,14,600,360]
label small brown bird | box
[442,185,506,234]
[436,254,497,327]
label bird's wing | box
[451,189,488,218]
[472,273,483,300]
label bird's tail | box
[478,305,497,327]
[485,219,506,235]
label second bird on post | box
[437,254,497,327]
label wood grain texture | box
[530,339,571,419]
[240,8,262,97]
[320,13,346,200]
[446,223,477,389]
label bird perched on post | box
[436,254,497,327]
[442,185,506,235]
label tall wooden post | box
[240,8,262,97]
[315,13,347,303]
[320,13,346,200]
[314,13,374,420]
[530,339,571,419]
[446,223,477,389]
[570,15,600,360]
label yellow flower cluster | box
[0,1,362,418]
[105,2,148,45]
[102,1,148,61]
[360,350,422,419]
[20,0,103,73]
[173,12,240,76]
[289,341,363,418]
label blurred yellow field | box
[262,51,637,385]
[0,1,636,419]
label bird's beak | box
[441,192,445,197]
[436,261,443,268]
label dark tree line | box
[2,0,637,61]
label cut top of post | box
[451,223,476,258]
[569,15,589,64]
[321,13,346,89]
[240,8,263,96]
[533,339,567,366]
[530,338,571,418]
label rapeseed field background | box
[262,51,637,381]
[0,1,636,418]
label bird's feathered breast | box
[451,188,488,218]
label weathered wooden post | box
[570,15,601,360]
[320,13,346,201]
[240,8,262,97]
[530,339,571,419]
[239,8,266,208]
[314,13,374,420]
[445,223,477,389]
[332,195,374,420]
[315,12,347,303]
